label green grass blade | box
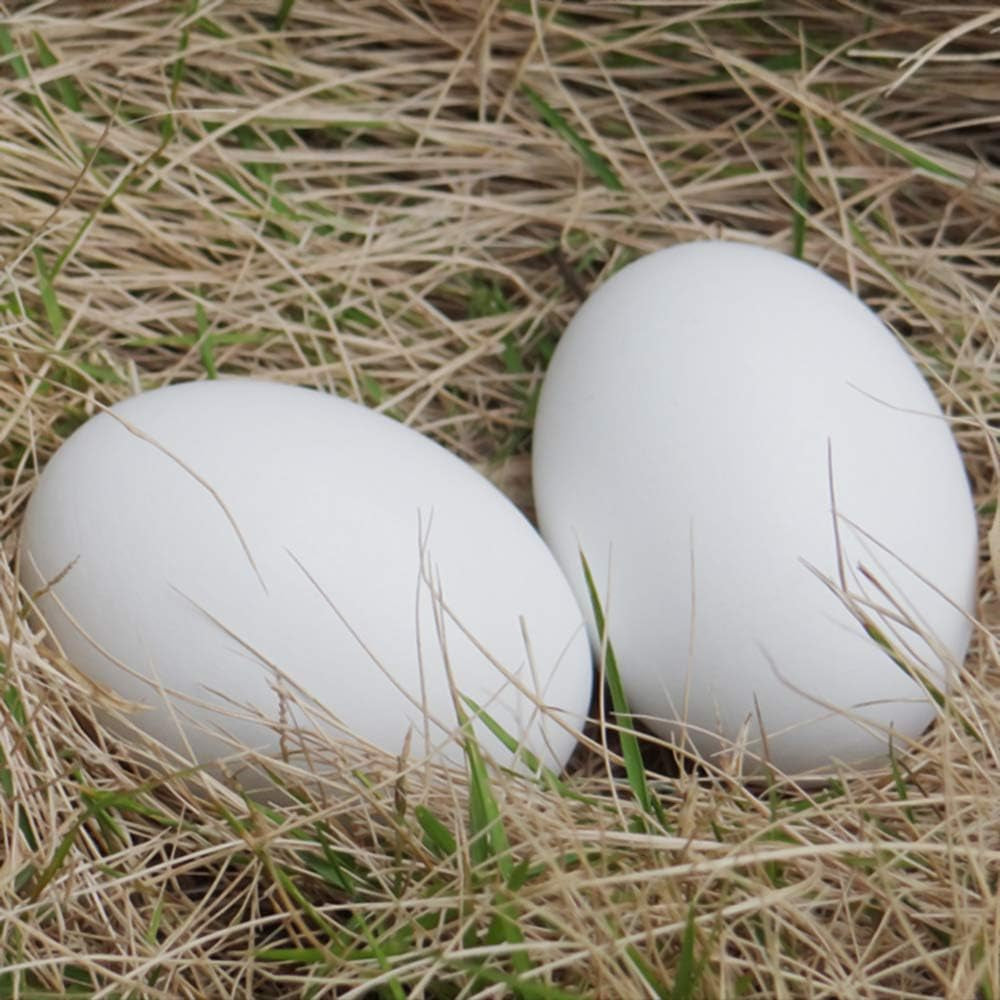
[28,809,88,902]
[14,862,36,893]
[861,617,980,741]
[33,249,65,339]
[670,904,701,1000]
[145,899,164,946]
[522,85,623,191]
[580,551,660,821]
[0,24,30,79]
[847,120,962,183]
[460,693,587,803]
[792,114,808,259]
[352,912,407,1000]
[0,676,39,853]
[51,90,176,279]
[255,947,327,963]
[274,0,297,29]
[171,3,197,100]
[457,962,590,1000]
[846,222,929,311]
[2,677,27,728]
[451,688,514,880]
[267,860,343,956]
[887,737,917,825]
[195,300,218,378]
[465,736,513,880]
[82,792,127,848]
[485,899,531,976]
[194,16,228,39]
[0,25,58,130]
[300,850,356,892]
[624,944,670,999]
[415,804,457,857]
[33,32,82,111]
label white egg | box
[19,379,592,782]
[532,240,978,777]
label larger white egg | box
[19,379,592,781]
[532,240,978,777]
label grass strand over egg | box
[1,3,999,998]
[581,551,666,829]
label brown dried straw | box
[1,2,998,997]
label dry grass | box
[1,1,998,997]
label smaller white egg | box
[19,379,593,786]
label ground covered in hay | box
[1,2,998,997]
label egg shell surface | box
[532,240,978,776]
[19,379,593,779]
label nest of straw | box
[1,3,998,997]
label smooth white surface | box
[20,379,592,779]
[532,240,978,776]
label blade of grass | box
[671,905,698,1000]
[672,903,715,1000]
[624,943,670,1000]
[449,690,538,984]
[32,33,82,112]
[28,804,92,902]
[171,2,198,104]
[886,737,916,825]
[456,962,590,1000]
[0,26,57,129]
[0,24,30,79]
[462,715,513,880]
[522,85,623,192]
[33,249,65,339]
[792,113,808,259]
[846,221,933,316]
[195,299,218,378]
[161,0,197,143]
[484,898,531,976]
[352,912,407,1000]
[415,804,457,857]
[859,615,980,742]
[194,15,228,39]
[460,693,595,803]
[51,91,173,279]
[300,849,358,893]
[581,551,665,825]
[255,947,327,963]
[847,119,963,183]
[274,0,298,30]
[144,898,164,947]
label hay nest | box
[1,3,998,997]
